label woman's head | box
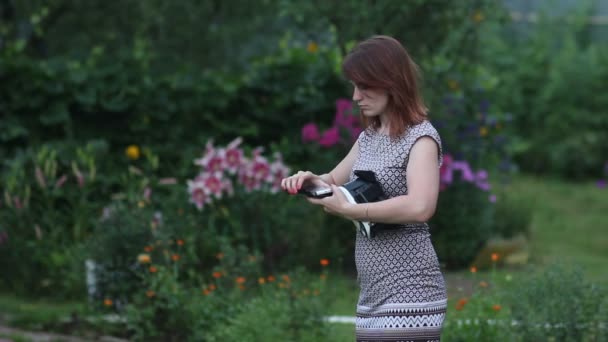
[342,35,427,137]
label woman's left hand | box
[306,184,355,219]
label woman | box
[282,35,446,341]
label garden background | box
[0,0,607,341]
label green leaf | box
[40,102,70,125]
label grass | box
[496,174,608,285]
[0,294,85,330]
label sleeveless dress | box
[351,120,447,342]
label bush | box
[479,8,608,179]
[122,239,330,342]
[505,263,606,341]
[0,142,107,298]
[431,180,495,270]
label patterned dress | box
[351,120,447,342]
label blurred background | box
[0,0,607,341]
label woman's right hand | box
[281,171,329,195]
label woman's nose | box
[352,87,363,101]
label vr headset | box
[338,170,400,238]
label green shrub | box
[505,264,606,341]
[0,143,107,298]
[479,9,608,179]
[431,181,495,269]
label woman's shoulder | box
[406,120,441,140]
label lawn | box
[1,174,605,341]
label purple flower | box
[318,126,340,147]
[301,123,320,143]
[452,161,475,182]
[489,194,497,203]
[597,179,607,189]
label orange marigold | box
[144,246,153,252]
[171,254,181,262]
[282,275,290,282]
[103,298,113,307]
[149,266,158,273]
[258,277,266,285]
[146,290,155,298]
[320,258,330,267]
[137,254,151,264]
[470,266,477,273]
[208,284,216,291]
[202,289,211,296]
[267,275,276,282]
[492,304,502,312]
[491,253,499,262]
[176,239,184,246]
[235,277,246,284]
[212,271,222,279]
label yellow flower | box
[138,201,145,208]
[306,41,318,53]
[479,126,489,137]
[447,79,459,91]
[137,254,151,264]
[125,145,141,160]
[472,10,485,23]
[258,277,266,285]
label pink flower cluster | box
[187,137,290,210]
[301,99,363,147]
[440,154,496,203]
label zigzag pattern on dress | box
[358,299,448,317]
[356,312,446,329]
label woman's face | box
[351,83,389,118]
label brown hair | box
[342,35,427,138]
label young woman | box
[282,35,446,341]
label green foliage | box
[506,264,606,342]
[431,182,495,269]
[479,7,608,178]
[0,142,107,298]
[122,240,330,342]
